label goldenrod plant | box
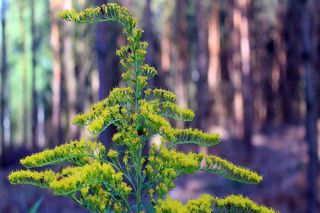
[9,3,277,213]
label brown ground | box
[0,125,318,212]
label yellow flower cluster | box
[147,145,203,198]
[9,170,58,188]
[9,2,277,212]
[171,128,220,148]
[80,184,111,212]
[203,155,263,184]
[50,161,132,197]
[60,3,137,35]
[147,145,263,200]
[107,149,119,159]
[156,194,276,213]
[86,105,120,135]
[112,128,141,146]
[160,102,195,121]
[141,64,158,78]
[20,140,106,168]
[212,194,276,213]
[73,87,133,130]
[153,89,177,103]
[140,100,175,141]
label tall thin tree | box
[63,0,78,140]
[195,0,210,154]
[300,1,318,212]
[195,1,209,129]
[50,0,63,146]
[174,0,190,127]
[18,0,29,148]
[208,0,223,124]
[30,0,38,150]
[95,0,121,147]
[238,0,253,157]
[0,0,10,165]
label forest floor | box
[0,125,317,213]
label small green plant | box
[9,3,276,213]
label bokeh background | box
[1,0,320,212]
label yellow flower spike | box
[9,170,58,188]
[20,140,106,168]
[107,149,119,159]
[156,194,276,213]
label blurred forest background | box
[0,0,320,212]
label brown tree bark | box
[229,0,243,138]
[195,0,209,130]
[143,0,161,87]
[283,1,304,123]
[264,0,287,126]
[300,1,318,212]
[95,0,121,147]
[195,0,210,154]
[50,0,63,146]
[174,0,190,122]
[229,0,253,159]
[208,0,223,124]
[30,0,38,150]
[63,0,78,141]
[238,0,253,157]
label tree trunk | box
[30,0,38,150]
[173,0,192,153]
[50,0,63,146]
[143,0,161,87]
[0,0,10,165]
[18,0,29,149]
[229,0,243,138]
[63,0,78,141]
[174,0,190,121]
[208,0,223,124]
[195,0,209,154]
[96,0,121,148]
[300,1,318,212]
[238,0,253,157]
[283,0,304,123]
[229,0,253,159]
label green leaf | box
[28,197,44,213]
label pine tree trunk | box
[50,0,63,146]
[143,0,161,87]
[195,0,210,154]
[96,0,121,148]
[195,1,209,129]
[0,0,10,165]
[229,0,253,159]
[238,0,253,157]
[208,0,223,124]
[229,0,243,138]
[18,0,29,149]
[173,0,192,153]
[283,1,304,123]
[63,0,78,140]
[30,0,38,150]
[174,0,190,123]
[300,1,318,212]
